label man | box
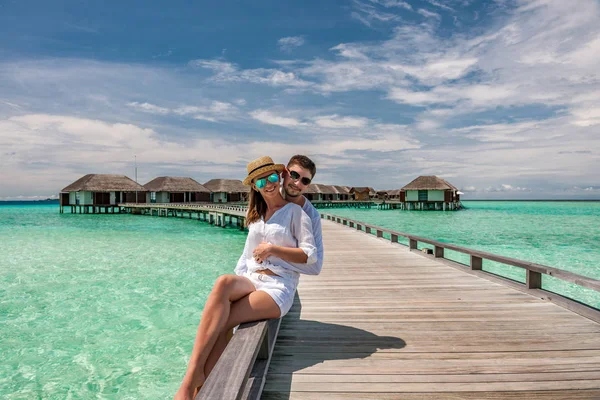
[251,154,324,275]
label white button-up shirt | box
[235,203,317,282]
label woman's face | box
[253,170,280,197]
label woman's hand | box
[253,242,272,264]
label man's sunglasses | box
[255,173,279,189]
[289,170,312,186]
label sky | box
[0,0,599,200]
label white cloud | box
[418,9,441,19]
[127,102,170,115]
[313,114,369,129]
[249,110,304,128]
[278,36,305,52]
[190,59,312,88]
[370,0,413,10]
[128,100,240,122]
[570,106,600,127]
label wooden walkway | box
[261,219,600,399]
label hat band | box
[248,162,274,175]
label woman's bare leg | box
[204,290,281,377]
[174,274,256,400]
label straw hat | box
[243,156,285,186]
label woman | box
[174,156,317,400]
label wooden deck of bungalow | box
[199,211,600,400]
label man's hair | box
[287,155,316,178]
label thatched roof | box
[350,187,371,194]
[61,174,147,192]
[204,179,249,193]
[387,189,401,196]
[401,176,458,191]
[305,184,336,194]
[331,185,351,194]
[143,177,210,193]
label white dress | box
[234,202,317,317]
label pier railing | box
[197,318,281,400]
[321,213,600,322]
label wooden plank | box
[262,390,600,400]
[197,320,267,400]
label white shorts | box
[243,271,297,318]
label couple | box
[174,154,324,400]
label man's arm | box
[254,244,308,264]
[253,207,318,270]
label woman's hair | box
[246,186,267,226]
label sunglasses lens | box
[255,178,266,189]
[267,173,279,183]
[289,170,311,185]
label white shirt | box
[301,197,324,275]
[234,203,317,282]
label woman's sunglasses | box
[289,170,312,186]
[255,173,279,189]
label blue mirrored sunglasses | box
[255,173,279,189]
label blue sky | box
[1,0,599,199]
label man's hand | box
[253,242,272,264]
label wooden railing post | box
[376,229,383,238]
[471,255,482,270]
[365,226,371,234]
[434,245,444,258]
[391,234,398,243]
[527,270,542,289]
[349,221,355,228]
[409,239,417,250]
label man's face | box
[282,164,313,198]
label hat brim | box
[243,164,286,186]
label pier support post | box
[470,255,483,270]
[527,270,542,289]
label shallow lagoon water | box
[0,201,598,398]
[0,204,246,399]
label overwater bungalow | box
[349,187,371,201]
[387,189,401,200]
[376,190,389,200]
[143,177,210,203]
[331,185,351,201]
[60,174,146,213]
[400,175,462,211]
[304,184,337,201]
[203,179,249,203]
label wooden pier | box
[199,213,600,400]
[119,203,248,229]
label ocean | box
[0,201,598,398]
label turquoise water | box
[325,201,600,308]
[1,201,599,398]
[0,204,246,399]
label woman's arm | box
[234,238,250,276]
[254,243,308,264]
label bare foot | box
[174,374,205,400]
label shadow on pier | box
[261,293,406,399]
